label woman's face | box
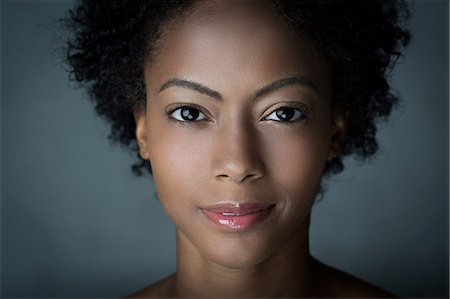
[136,0,345,268]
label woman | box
[64,0,410,297]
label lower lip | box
[202,205,274,231]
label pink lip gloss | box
[202,203,274,231]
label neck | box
[172,216,317,298]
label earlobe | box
[328,105,349,159]
[133,107,150,160]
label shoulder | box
[126,274,175,298]
[315,260,397,298]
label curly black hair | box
[63,0,410,176]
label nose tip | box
[212,133,265,183]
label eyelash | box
[263,105,312,123]
[166,104,210,126]
[166,103,313,126]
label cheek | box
[262,126,330,200]
[146,120,211,206]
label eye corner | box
[263,105,312,123]
[166,104,212,124]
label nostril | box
[215,172,263,183]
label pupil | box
[181,107,199,120]
[276,108,294,120]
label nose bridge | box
[211,117,265,182]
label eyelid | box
[261,101,314,121]
[166,103,212,123]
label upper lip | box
[202,203,274,215]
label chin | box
[198,231,280,269]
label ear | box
[328,104,349,159]
[133,106,150,160]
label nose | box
[211,122,265,183]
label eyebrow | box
[159,78,222,100]
[254,76,317,99]
[158,75,318,101]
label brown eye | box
[265,107,303,122]
[171,106,206,122]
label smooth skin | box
[131,0,394,297]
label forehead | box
[146,0,331,99]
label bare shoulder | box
[315,260,397,298]
[126,274,175,298]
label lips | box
[202,203,275,231]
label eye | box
[170,106,207,122]
[264,107,305,122]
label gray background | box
[1,0,448,298]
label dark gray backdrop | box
[1,0,448,298]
